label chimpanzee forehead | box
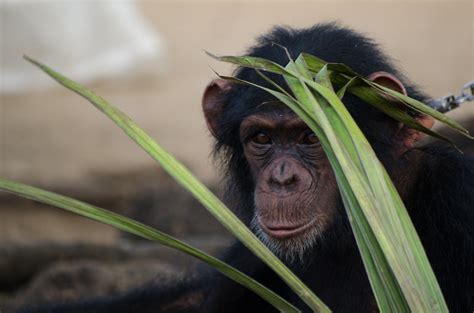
[254,101,295,115]
[240,102,307,130]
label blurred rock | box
[1,259,176,312]
[0,239,231,312]
[0,169,232,312]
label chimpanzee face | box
[202,71,431,262]
[239,104,339,261]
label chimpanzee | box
[17,23,473,313]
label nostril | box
[285,174,297,185]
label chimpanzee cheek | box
[244,153,270,181]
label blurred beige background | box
[0,1,473,311]
[1,0,473,188]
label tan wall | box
[1,0,473,188]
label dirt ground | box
[0,1,473,311]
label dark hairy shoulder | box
[417,143,474,213]
[409,143,474,311]
[411,143,474,246]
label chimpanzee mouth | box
[252,216,323,263]
[260,219,316,239]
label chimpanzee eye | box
[252,132,272,145]
[301,132,319,145]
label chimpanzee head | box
[202,23,434,261]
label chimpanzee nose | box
[269,161,298,187]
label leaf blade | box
[25,56,330,313]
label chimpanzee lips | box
[260,219,316,239]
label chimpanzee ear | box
[368,71,407,96]
[368,71,435,149]
[202,78,232,138]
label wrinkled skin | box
[240,106,339,260]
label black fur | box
[17,23,474,313]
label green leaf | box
[301,53,358,77]
[212,73,406,311]
[212,50,451,311]
[298,81,411,311]
[210,50,469,142]
[267,64,408,310]
[336,76,360,99]
[298,52,471,138]
[294,54,314,80]
[295,69,449,311]
[328,148,410,312]
[0,179,299,313]
[365,80,472,138]
[314,65,334,92]
[296,58,456,145]
[24,56,330,313]
[205,51,295,76]
[348,86,455,145]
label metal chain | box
[428,80,474,113]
